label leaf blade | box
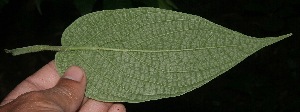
[55,7,291,103]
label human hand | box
[0,61,126,112]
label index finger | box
[1,60,61,105]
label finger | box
[0,61,59,106]
[108,103,126,112]
[79,99,113,112]
[43,66,86,112]
[26,60,60,89]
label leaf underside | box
[55,7,291,103]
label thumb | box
[44,66,86,112]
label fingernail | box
[63,66,84,82]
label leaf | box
[5,7,292,103]
[74,0,96,15]
[133,0,158,7]
[158,0,178,10]
[133,0,178,9]
[35,0,43,15]
[0,0,9,10]
[103,0,133,10]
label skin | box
[0,61,126,112]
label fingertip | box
[62,66,85,82]
[78,99,113,112]
[108,103,126,112]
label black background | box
[0,0,299,111]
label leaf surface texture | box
[54,7,291,102]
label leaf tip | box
[4,49,10,53]
[280,33,293,39]
[4,49,18,56]
[5,49,12,53]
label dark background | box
[0,0,299,111]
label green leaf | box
[5,7,292,103]
[0,0,9,11]
[103,0,133,10]
[35,0,43,15]
[133,0,158,7]
[158,0,178,10]
[74,0,96,15]
[134,0,178,9]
